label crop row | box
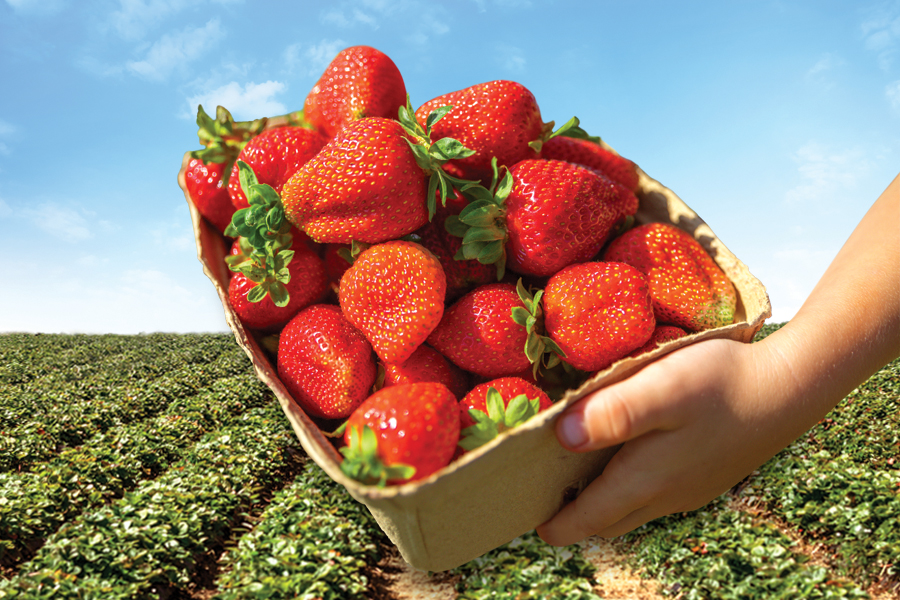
[0,372,271,569]
[0,404,302,600]
[0,333,235,386]
[0,341,252,473]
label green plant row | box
[0,405,301,600]
[0,372,271,569]
[0,333,233,386]
[211,461,386,600]
[620,498,870,600]
[450,532,601,600]
[733,358,899,588]
[0,343,251,473]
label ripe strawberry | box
[281,106,473,244]
[382,344,469,399]
[341,382,460,485]
[543,261,656,372]
[304,45,408,138]
[278,304,377,420]
[228,241,327,331]
[602,222,737,331]
[538,135,640,192]
[427,282,531,378]
[185,158,235,234]
[186,105,267,234]
[415,80,545,184]
[504,159,637,276]
[627,324,688,359]
[457,377,553,452]
[338,241,446,364]
[227,126,328,210]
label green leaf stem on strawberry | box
[457,378,553,452]
[224,161,297,307]
[510,279,566,378]
[443,157,512,280]
[340,425,417,486]
[190,105,268,176]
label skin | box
[537,174,900,546]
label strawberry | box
[538,135,640,192]
[227,126,328,210]
[186,105,267,234]
[227,237,327,331]
[184,158,235,234]
[415,80,545,184]
[304,45,408,138]
[457,377,553,452]
[338,240,446,365]
[281,100,475,244]
[602,222,737,331]
[277,304,377,420]
[381,344,469,399]
[543,261,656,372]
[340,382,460,485]
[627,324,688,358]
[427,282,531,378]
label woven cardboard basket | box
[178,130,771,573]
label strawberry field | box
[0,324,896,599]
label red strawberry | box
[304,45,408,138]
[185,158,235,234]
[338,241,446,364]
[382,344,469,399]
[457,377,553,452]
[278,304,377,420]
[627,324,688,359]
[228,241,327,331]
[602,222,737,331]
[227,126,328,210]
[341,382,460,485]
[504,159,637,276]
[415,80,545,184]
[543,261,656,372]
[539,135,640,192]
[185,105,267,234]
[427,282,530,378]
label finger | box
[556,356,693,452]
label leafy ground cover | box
[0,330,896,599]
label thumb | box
[555,353,697,452]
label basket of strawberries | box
[178,45,771,572]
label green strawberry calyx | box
[397,96,480,220]
[339,424,416,487]
[443,157,511,280]
[527,115,601,154]
[224,161,295,307]
[459,387,543,451]
[190,105,268,181]
[511,279,567,378]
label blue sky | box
[0,0,897,333]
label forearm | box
[757,174,900,434]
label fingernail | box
[559,413,588,449]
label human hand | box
[536,336,800,546]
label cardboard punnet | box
[178,131,771,573]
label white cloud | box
[887,80,900,113]
[495,43,526,73]
[5,0,68,16]
[22,202,93,242]
[185,80,287,121]
[284,39,346,77]
[322,6,379,28]
[861,1,900,71]
[127,18,224,82]
[784,143,869,206]
[806,53,844,87]
[107,0,194,40]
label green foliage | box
[213,462,384,599]
[451,531,601,599]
